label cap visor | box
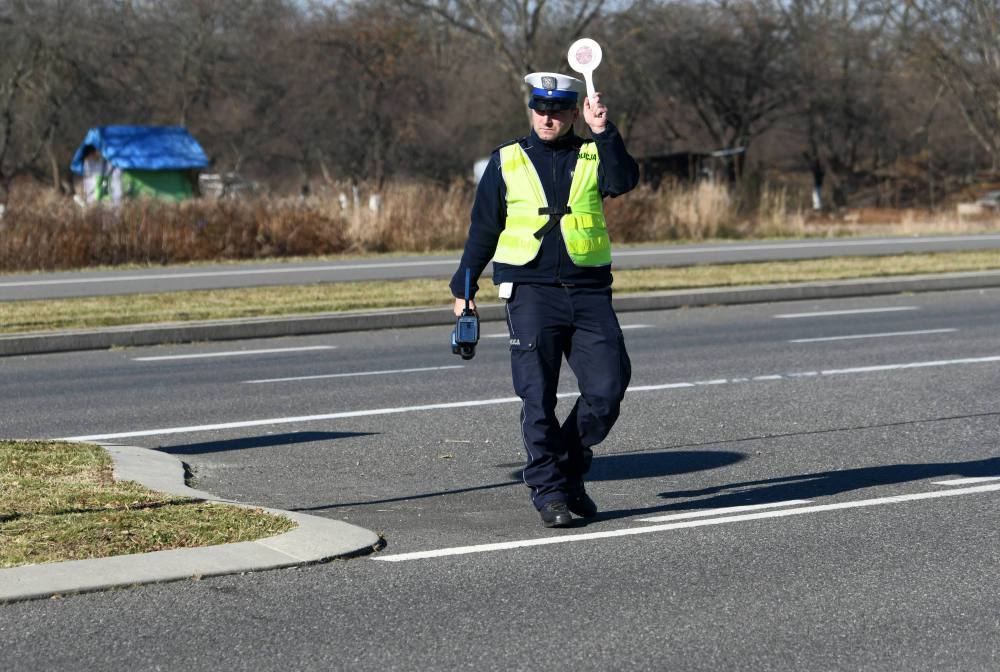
[529,98,576,112]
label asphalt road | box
[1,289,998,670]
[5,233,1000,300]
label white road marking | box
[131,346,336,361]
[59,353,1000,442]
[818,354,1000,375]
[0,260,457,288]
[789,328,956,343]
[5,235,1000,288]
[243,365,464,384]
[774,306,919,319]
[634,499,811,522]
[373,483,1000,562]
[484,324,652,339]
[932,476,1000,486]
[611,235,1000,258]
[60,396,524,441]
[624,382,695,392]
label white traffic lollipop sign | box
[567,38,603,104]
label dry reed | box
[0,177,858,273]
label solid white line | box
[243,365,464,384]
[932,476,1000,486]
[0,260,458,288]
[789,328,956,343]
[634,499,811,522]
[6,235,1000,288]
[131,346,336,361]
[59,353,1000,442]
[373,483,1000,562]
[59,396,524,441]
[774,307,919,319]
[612,235,1000,258]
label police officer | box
[450,71,638,528]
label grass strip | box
[0,440,295,568]
[2,250,999,334]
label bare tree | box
[783,0,896,208]
[0,1,107,198]
[893,0,1000,171]
[397,0,610,110]
[633,0,793,162]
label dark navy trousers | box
[505,284,632,509]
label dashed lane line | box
[243,365,465,384]
[789,328,956,343]
[59,353,1000,442]
[131,346,336,361]
[774,307,920,319]
[372,482,1000,562]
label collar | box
[529,127,580,149]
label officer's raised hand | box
[583,93,608,135]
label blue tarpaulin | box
[70,126,209,174]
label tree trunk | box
[811,161,825,211]
[47,140,62,194]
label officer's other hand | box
[454,297,477,316]
[584,93,608,134]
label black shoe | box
[539,501,573,528]
[567,492,598,518]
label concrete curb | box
[0,443,381,603]
[4,270,1000,357]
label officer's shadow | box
[587,454,1000,524]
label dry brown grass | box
[0,178,477,272]
[0,440,295,567]
[604,181,806,240]
[3,178,999,273]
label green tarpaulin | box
[120,170,193,201]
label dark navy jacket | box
[450,122,639,300]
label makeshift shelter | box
[70,126,209,204]
[638,147,746,189]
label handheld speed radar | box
[451,269,479,360]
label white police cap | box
[524,72,584,110]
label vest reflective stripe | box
[494,141,611,267]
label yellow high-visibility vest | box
[493,141,611,267]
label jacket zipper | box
[552,145,562,283]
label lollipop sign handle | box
[582,71,597,105]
